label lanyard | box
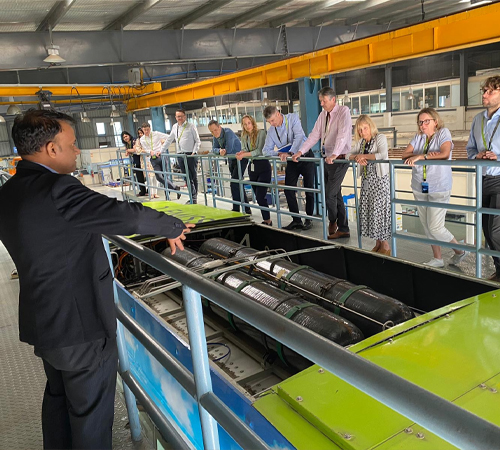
[275,115,289,145]
[481,116,500,152]
[422,135,434,181]
[361,139,372,176]
[177,122,187,140]
[150,133,154,152]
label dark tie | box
[324,112,330,134]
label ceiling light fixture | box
[110,104,120,118]
[80,111,90,123]
[133,113,138,123]
[343,90,350,104]
[0,115,5,123]
[43,26,65,64]
[6,97,22,116]
[201,102,209,114]
[262,92,269,107]
[407,88,414,100]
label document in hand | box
[277,143,292,153]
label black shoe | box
[175,186,181,200]
[262,221,273,226]
[245,209,251,215]
[283,221,303,230]
[302,219,313,230]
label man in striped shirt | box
[293,87,352,239]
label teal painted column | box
[150,106,166,133]
[298,77,321,154]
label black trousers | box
[133,163,147,196]
[34,337,118,450]
[178,153,198,198]
[284,151,315,223]
[324,162,349,232]
[249,159,272,221]
[228,158,250,213]
[151,157,177,198]
[482,175,500,274]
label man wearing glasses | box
[467,76,500,281]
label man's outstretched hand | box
[168,223,195,255]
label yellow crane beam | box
[127,3,500,111]
[0,83,162,98]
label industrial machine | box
[111,203,500,449]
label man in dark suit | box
[0,109,193,449]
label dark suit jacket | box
[0,160,185,349]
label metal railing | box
[114,152,500,278]
[104,234,500,450]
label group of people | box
[120,76,500,272]
[122,109,201,203]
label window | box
[351,97,360,115]
[165,118,171,131]
[425,86,437,108]
[380,93,386,113]
[413,88,423,109]
[96,122,106,135]
[370,94,380,113]
[438,85,451,108]
[392,90,400,112]
[112,121,123,147]
[361,95,369,114]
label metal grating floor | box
[0,241,154,450]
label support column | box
[127,113,135,134]
[298,77,321,152]
[460,51,468,108]
[150,106,166,133]
[385,65,393,113]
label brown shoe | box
[328,230,350,239]
[371,245,381,252]
[377,249,391,256]
[488,273,500,282]
[328,221,338,235]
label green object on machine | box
[254,291,500,450]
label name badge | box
[321,146,326,157]
[421,182,429,194]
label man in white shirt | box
[140,122,180,199]
[293,87,352,239]
[162,109,201,204]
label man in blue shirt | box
[262,106,313,230]
[208,120,251,214]
[467,75,500,281]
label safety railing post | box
[102,238,142,442]
[319,158,328,240]
[272,158,282,229]
[200,155,208,206]
[182,286,220,450]
[352,161,362,249]
[183,154,193,204]
[476,165,483,278]
[237,157,245,213]
[142,154,152,201]
[390,162,397,257]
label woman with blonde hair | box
[236,115,272,225]
[402,107,466,267]
[349,114,391,254]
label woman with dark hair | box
[121,130,147,196]
[236,115,272,225]
[402,107,466,267]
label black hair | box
[12,109,76,156]
[121,131,134,148]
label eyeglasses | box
[481,88,500,96]
[418,119,435,126]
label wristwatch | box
[424,155,427,160]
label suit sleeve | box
[51,176,185,239]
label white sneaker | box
[423,258,444,268]
[449,251,467,266]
